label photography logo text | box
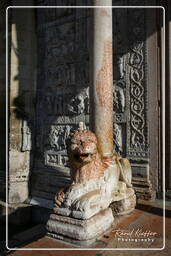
[113,228,158,243]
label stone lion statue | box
[54,130,135,219]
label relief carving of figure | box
[114,123,123,154]
[21,120,32,151]
[84,87,89,114]
[114,87,125,113]
[54,129,136,219]
[66,93,87,115]
[76,94,85,114]
[49,126,59,150]
[117,56,124,79]
[64,125,71,148]
[48,125,72,151]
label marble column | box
[90,0,113,158]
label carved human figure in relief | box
[117,56,123,79]
[114,123,123,154]
[115,87,125,113]
[54,129,135,219]
[22,120,31,151]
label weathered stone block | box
[9,182,29,203]
[110,193,136,215]
[46,208,114,242]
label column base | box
[132,178,156,201]
[46,232,97,247]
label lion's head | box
[67,130,98,166]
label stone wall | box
[0,1,9,200]
[31,3,159,204]
[4,1,162,205]
[8,2,37,203]
[30,2,91,203]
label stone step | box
[0,201,32,226]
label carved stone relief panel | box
[126,8,149,159]
[113,8,127,157]
[33,4,153,200]
[34,6,90,173]
[45,125,71,151]
[37,0,76,24]
[35,89,89,169]
[37,88,89,117]
[113,7,150,184]
[44,124,72,168]
[45,151,69,168]
[45,22,76,67]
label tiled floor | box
[8,200,171,256]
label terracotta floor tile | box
[9,201,171,256]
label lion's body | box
[54,129,133,215]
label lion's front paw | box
[73,198,88,212]
[54,189,65,208]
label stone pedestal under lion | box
[46,130,136,245]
